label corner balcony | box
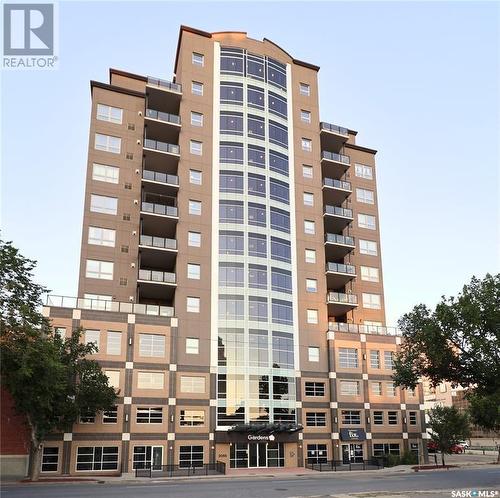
[146,77,182,114]
[142,169,179,197]
[143,138,180,173]
[137,269,176,303]
[320,122,349,151]
[324,205,353,232]
[325,233,355,259]
[327,292,358,316]
[139,235,177,270]
[144,109,181,144]
[326,262,356,288]
[328,322,402,337]
[322,177,351,205]
[321,150,350,176]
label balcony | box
[138,269,176,284]
[142,169,179,196]
[139,235,177,270]
[328,322,402,337]
[141,201,178,218]
[327,292,358,316]
[141,193,178,238]
[137,269,176,303]
[144,109,181,144]
[326,262,356,288]
[322,177,351,205]
[143,138,180,173]
[147,77,182,94]
[324,205,353,232]
[324,233,355,259]
[320,122,349,151]
[45,295,174,318]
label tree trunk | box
[441,452,445,467]
[27,418,41,481]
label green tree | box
[0,240,117,480]
[393,274,500,458]
[427,406,471,466]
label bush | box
[400,451,418,465]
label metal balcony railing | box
[328,322,402,337]
[322,150,350,164]
[324,205,353,218]
[323,178,351,191]
[327,292,358,305]
[143,138,180,155]
[138,269,176,284]
[326,262,356,275]
[141,202,178,217]
[325,233,355,246]
[320,122,349,137]
[145,108,181,125]
[142,170,179,186]
[146,77,182,93]
[139,235,177,250]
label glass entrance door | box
[248,443,267,467]
[341,443,364,464]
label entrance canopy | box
[228,422,303,434]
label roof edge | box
[292,58,320,72]
[174,25,213,75]
[91,80,145,99]
[345,143,377,155]
[109,68,147,83]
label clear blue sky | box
[1,1,499,325]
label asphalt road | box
[2,467,499,498]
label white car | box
[458,441,469,449]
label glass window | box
[363,293,381,309]
[180,376,205,393]
[220,82,243,104]
[371,382,382,395]
[359,239,378,256]
[220,112,244,135]
[189,169,202,185]
[387,382,397,397]
[373,411,384,425]
[300,110,311,123]
[106,331,121,356]
[305,249,316,263]
[340,381,360,396]
[370,350,380,369]
[76,446,118,471]
[305,382,325,397]
[248,232,267,258]
[272,331,294,368]
[248,202,266,227]
[249,296,268,322]
[248,85,264,109]
[220,170,244,193]
[373,443,400,456]
[186,338,199,355]
[220,142,244,164]
[306,279,317,293]
[271,267,292,294]
[96,104,122,124]
[189,200,202,216]
[191,111,203,127]
[303,192,314,206]
[219,262,244,287]
[219,294,244,320]
[85,329,100,349]
[342,410,361,425]
[92,163,119,184]
[271,299,293,325]
[384,351,395,369]
[356,188,375,204]
[270,207,290,233]
[220,200,244,223]
[409,411,417,425]
[306,412,326,427]
[186,296,200,313]
[180,410,205,427]
[358,213,376,230]
[271,236,291,263]
[188,231,201,247]
[90,194,117,215]
[308,347,320,362]
[248,114,265,139]
[267,57,287,90]
[361,266,379,282]
[137,372,164,389]
[88,226,115,247]
[248,173,266,197]
[179,446,204,468]
[192,52,204,66]
[136,407,163,424]
[41,447,59,472]
[191,81,203,96]
[187,263,200,280]
[299,82,310,96]
[79,409,96,425]
[220,47,244,74]
[306,309,318,324]
[355,163,373,179]
[302,166,313,180]
[247,53,265,80]
[218,329,245,367]
[85,260,113,280]
[190,140,203,156]
[269,178,289,204]
[102,406,117,424]
[388,411,398,424]
[269,120,288,148]
[54,327,66,339]
[301,138,312,151]
[132,446,163,470]
[307,444,327,464]
[249,330,268,367]
[248,144,266,168]
[105,370,120,389]
[220,231,244,255]
[304,220,315,235]
[95,133,121,154]
[249,264,267,290]
[139,334,165,357]
[269,150,289,176]
[339,348,358,368]
[268,91,287,118]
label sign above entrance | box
[340,428,366,441]
[248,434,276,442]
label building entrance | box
[230,442,285,468]
[341,443,364,464]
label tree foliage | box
[0,239,117,480]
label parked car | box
[457,440,469,449]
[427,441,464,454]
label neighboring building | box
[40,25,427,475]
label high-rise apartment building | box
[42,26,427,476]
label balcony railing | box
[147,77,182,93]
[322,150,350,165]
[324,205,353,218]
[143,138,180,155]
[323,178,351,191]
[327,292,358,305]
[142,170,179,186]
[145,108,181,125]
[139,235,177,250]
[325,233,355,246]
[326,262,356,275]
[45,295,174,317]
[138,269,176,284]
[141,202,178,217]
[320,122,349,137]
[329,322,402,337]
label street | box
[2,466,499,498]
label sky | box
[1,1,499,326]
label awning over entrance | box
[340,428,366,441]
[216,423,303,443]
[228,423,303,434]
